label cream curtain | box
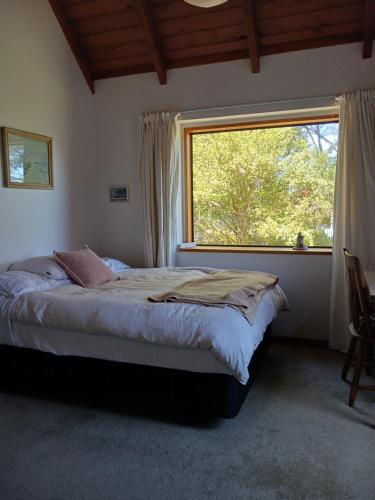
[139,111,180,267]
[329,89,375,351]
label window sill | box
[178,246,332,255]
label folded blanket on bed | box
[149,270,278,324]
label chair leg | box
[365,342,374,376]
[341,337,356,381]
[348,340,365,407]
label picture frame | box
[109,185,129,202]
[1,127,53,189]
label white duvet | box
[0,268,287,384]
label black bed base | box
[0,327,271,419]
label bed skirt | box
[0,326,272,418]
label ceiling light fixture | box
[184,0,229,7]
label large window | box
[184,116,339,248]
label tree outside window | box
[188,119,339,248]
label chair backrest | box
[343,248,372,336]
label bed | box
[0,262,287,418]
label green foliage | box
[192,123,338,247]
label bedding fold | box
[149,270,278,324]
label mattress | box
[4,287,279,378]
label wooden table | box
[364,270,375,301]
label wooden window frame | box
[183,114,339,251]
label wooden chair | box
[341,248,375,406]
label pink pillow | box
[53,247,117,288]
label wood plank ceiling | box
[48,0,375,94]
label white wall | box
[0,0,96,270]
[94,44,375,339]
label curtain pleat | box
[329,90,375,351]
[139,112,180,267]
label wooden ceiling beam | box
[48,0,95,94]
[134,0,167,84]
[65,0,134,21]
[243,0,260,73]
[363,0,375,58]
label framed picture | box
[109,185,129,202]
[1,127,53,189]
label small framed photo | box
[109,185,129,202]
[2,127,53,189]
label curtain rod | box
[180,94,337,116]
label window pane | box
[191,122,338,247]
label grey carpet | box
[0,343,374,500]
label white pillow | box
[0,271,66,298]
[101,258,130,273]
[8,256,69,280]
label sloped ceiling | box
[48,0,375,93]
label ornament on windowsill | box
[293,232,308,251]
